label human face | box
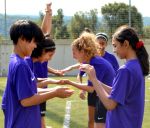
[96,38,107,52]
[72,46,85,63]
[38,50,55,63]
[112,38,126,59]
[18,38,37,57]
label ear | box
[123,40,130,48]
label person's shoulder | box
[105,51,116,58]
[91,55,111,66]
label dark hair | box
[113,26,149,76]
[31,37,56,58]
[10,20,44,45]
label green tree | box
[52,9,69,39]
[69,9,98,38]
[143,26,150,39]
[101,2,143,36]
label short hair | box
[10,20,44,45]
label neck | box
[13,45,25,58]
[126,50,137,61]
[99,50,105,56]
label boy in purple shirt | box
[1,20,74,128]
[80,26,149,128]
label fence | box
[0,39,150,77]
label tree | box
[52,9,69,39]
[143,26,150,39]
[101,2,143,36]
[69,9,98,38]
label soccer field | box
[0,77,150,128]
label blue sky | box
[0,0,149,17]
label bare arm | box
[91,78,117,110]
[63,79,94,93]
[37,78,62,88]
[48,66,64,76]
[80,64,117,110]
[61,63,80,74]
[41,3,52,35]
[20,87,74,107]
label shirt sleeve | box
[14,64,36,100]
[109,68,130,105]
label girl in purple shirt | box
[80,26,149,128]
[63,32,115,128]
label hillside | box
[0,14,150,38]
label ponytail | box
[136,43,149,76]
[113,26,149,76]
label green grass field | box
[0,76,150,128]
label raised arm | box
[41,2,52,36]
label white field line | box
[63,101,72,128]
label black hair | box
[31,37,56,58]
[113,26,149,76]
[10,20,44,45]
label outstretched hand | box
[57,79,71,85]
[55,86,74,98]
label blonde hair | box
[72,32,98,60]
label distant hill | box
[143,17,150,26]
[0,14,39,38]
[0,14,150,38]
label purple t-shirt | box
[33,61,48,88]
[106,59,144,128]
[24,56,34,72]
[103,51,119,73]
[34,62,48,78]
[88,55,115,86]
[79,52,119,77]
[2,54,41,128]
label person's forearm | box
[37,79,59,88]
[68,81,93,92]
[41,4,52,35]
[48,67,58,74]
[92,78,117,110]
[21,90,57,107]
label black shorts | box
[40,102,46,117]
[94,97,107,123]
[87,91,97,107]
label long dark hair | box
[113,26,149,76]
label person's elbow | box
[20,96,36,107]
[106,100,117,110]
[88,87,95,93]
[20,99,30,107]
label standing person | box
[62,32,115,128]
[1,20,74,128]
[34,3,64,128]
[96,32,119,73]
[79,32,120,102]
[80,26,149,128]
